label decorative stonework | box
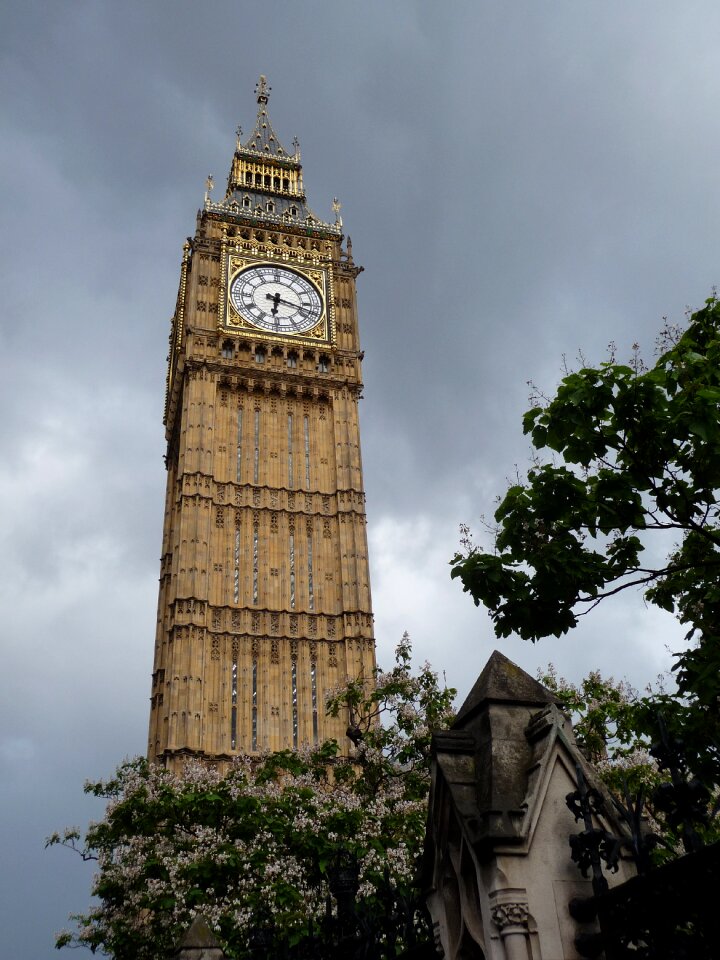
[491,903,529,931]
[149,79,376,768]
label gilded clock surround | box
[150,78,375,772]
[222,251,334,343]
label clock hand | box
[265,292,282,316]
[267,293,303,311]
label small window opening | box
[287,352,298,368]
[266,200,275,213]
[243,196,251,208]
[289,205,297,216]
[255,347,266,364]
[245,172,252,184]
[283,178,290,191]
[273,177,280,189]
[221,340,234,359]
[264,175,271,187]
[317,356,330,373]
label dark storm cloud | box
[1,2,718,956]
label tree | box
[451,297,720,791]
[48,636,455,959]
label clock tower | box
[149,78,376,769]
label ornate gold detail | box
[220,253,334,347]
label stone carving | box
[491,902,529,931]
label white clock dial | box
[229,264,323,334]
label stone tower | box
[148,78,376,769]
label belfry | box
[148,78,376,769]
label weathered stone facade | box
[423,651,636,960]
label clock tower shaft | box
[149,79,375,769]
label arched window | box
[266,200,275,213]
[221,340,234,359]
[289,205,298,217]
[287,352,298,369]
[317,355,330,373]
[255,346,266,364]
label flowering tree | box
[49,636,455,959]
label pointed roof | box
[175,917,226,959]
[208,78,342,239]
[453,650,559,728]
[240,75,294,159]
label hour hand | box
[265,292,281,315]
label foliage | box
[48,637,455,959]
[540,664,720,860]
[451,298,720,787]
[326,630,456,801]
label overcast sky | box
[2,2,719,956]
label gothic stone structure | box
[423,652,636,960]
[148,78,375,769]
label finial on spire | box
[332,197,343,228]
[204,175,214,203]
[292,136,301,159]
[255,75,270,104]
[235,125,243,150]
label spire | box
[217,78,341,238]
[240,75,292,158]
[255,74,270,104]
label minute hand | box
[266,293,309,313]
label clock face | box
[229,264,323,335]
